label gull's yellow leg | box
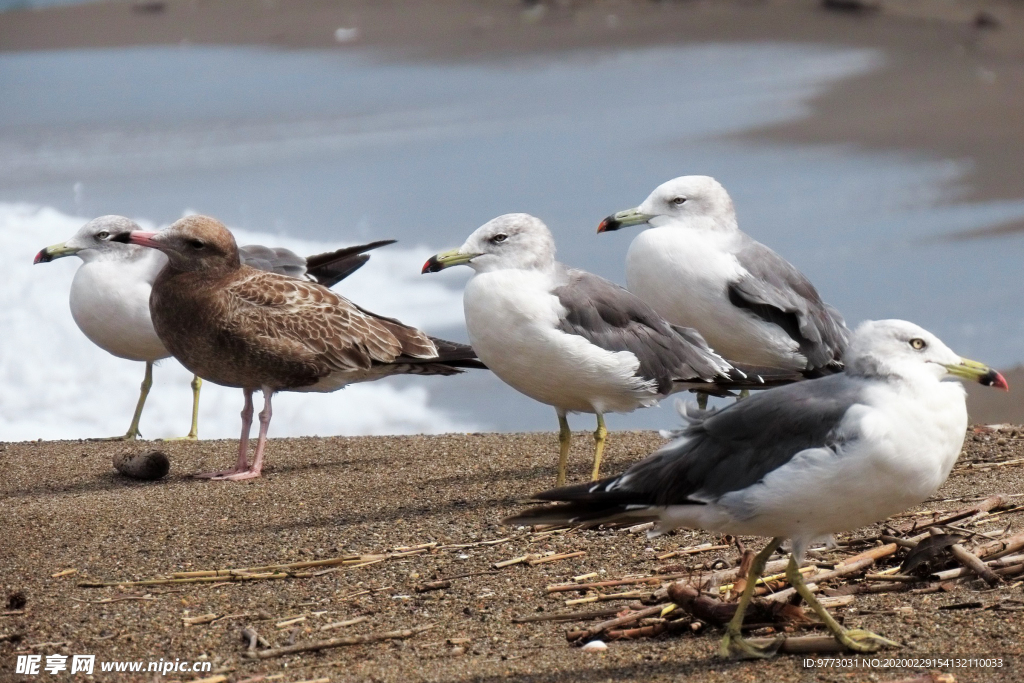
[590,413,607,481]
[738,389,750,400]
[696,392,709,411]
[91,361,153,441]
[556,411,571,487]
[785,556,898,652]
[720,537,784,659]
[163,375,202,441]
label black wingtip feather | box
[305,239,398,288]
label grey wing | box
[553,269,732,394]
[619,374,864,503]
[505,374,866,527]
[303,239,396,288]
[239,245,309,280]
[729,238,849,373]
[239,240,396,288]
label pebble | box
[581,640,608,652]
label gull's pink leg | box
[216,387,272,482]
[195,389,254,479]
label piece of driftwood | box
[666,583,808,627]
[949,543,1000,586]
[566,604,665,642]
[113,450,169,480]
[245,624,433,660]
[511,607,624,624]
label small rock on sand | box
[112,450,170,480]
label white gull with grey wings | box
[506,319,1008,657]
[599,175,849,377]
[423,213,786,485]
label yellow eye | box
[910,338,926,350]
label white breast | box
[463,269,658,415]
[625,227,805,370]
[69,254,169,362]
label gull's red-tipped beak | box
[990,370,1010,391]
[125,230,162,249]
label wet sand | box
[1,430,1023,682]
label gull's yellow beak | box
[422,248,482,273]
[943,358,1009,390]
[34,241,80,264]
[597,207,657,233]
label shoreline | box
[1,0,1022,235]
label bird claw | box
[206,470,261,482]
[88,433,140,442]
[192,469,246,479]
[837,629,898,652]
[719,630,782,659]
[160,435,199,441]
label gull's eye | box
[671,196,687,206]
[96,231,110,240]
[189,239,205,250]
[491,233,508,244]
[909,338,926,350]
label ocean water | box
[2,43,1022,440]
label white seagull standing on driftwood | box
[424,213,796,485]
[599,176,849,407]
[506,319,1008,657]
[35,215,395,440]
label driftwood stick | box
[565,604,666,642]
[547,573,690,594]
[245,624,433,660]
[972,532,1024,562]
[901,494,1011,532]
[528,551,586,566]
[511,607,625,624]
[950,543,1001,586]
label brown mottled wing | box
[223,267,430,374]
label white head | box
[598,175,738,233]
[422,213,557,275]
[845,319,1007,390]
[34,215,148,265]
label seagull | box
[34,215,396,440]
[423,213,797,485]
[118,215,483,480]
[598,176,849,407]
[505,319,1009,657]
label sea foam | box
[0,203,476,441]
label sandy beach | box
[2,429,1023,682]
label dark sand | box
[2,429,1023,682]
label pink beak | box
[127,231,162,249]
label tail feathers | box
[304,239,397,288]
[678,363,804,396]
[503,502,661,528]
[392,336,488,370]
[502,478,660,528]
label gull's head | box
[34,215,142,265]
[116,215,240,273]
[846,319,1008,391]
[598,175,737,233]
[422,213,556,275]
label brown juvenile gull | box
[119,215,483,480]
[34,214,394,440]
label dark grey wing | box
[505,374,865,526]
[553,269,731,394]
[239,245,308,280]
[304,239,397,288]
[729,238,849,374]
[239,240,397,288]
